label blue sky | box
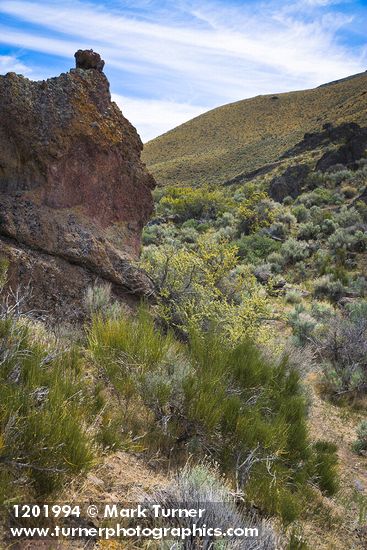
[0,0,366,142]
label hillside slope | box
[143,71,367,187]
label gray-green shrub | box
[285,290,303,304]
[352,421,367,455]
[143,463,278,549]
[315,311,367,397]
[297,222,320,241]
[334,206,362,228]
[281,238,309,265]
[313,275,345,303]
[292,204,309,223]
[288,305,317,346]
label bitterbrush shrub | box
[0,315,94,499]
[157,185,231,222]
[314,306,367,398]
[141,234,271,344]
[87,306,339,523]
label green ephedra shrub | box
[88,306,339,523]
[0,320,94,499]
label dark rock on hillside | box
[0,51,156,320]
[281,122,367,164]
[355,186,367,204]
[316,127,367,172]
[269,164,310,202]
[224,162,280,186]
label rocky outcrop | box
[282,122,367,171]
[223,162,280,186]
[316,125,367,172]
[75,49,105,71]
[355,186,367,205]
[0,50,155,320]
[269,164,310,202]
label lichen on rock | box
[0,50,156,320]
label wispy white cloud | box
[0,0,363,80]
[0,53,31,74]
[0,0,365,140]
[303,0,341,6]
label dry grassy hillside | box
[143,72,367,187]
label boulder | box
[316,127,367,171]
[269,164,310,202]
[355,186,367,204]
[75,49,105,71]
[0,51,156,321]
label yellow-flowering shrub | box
[142,234,270,343]
[158,185,232,222]
[237,184,276,234]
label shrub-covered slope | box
[139,150,367,548]
[143,72,367,187]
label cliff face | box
[0,50,156,320]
